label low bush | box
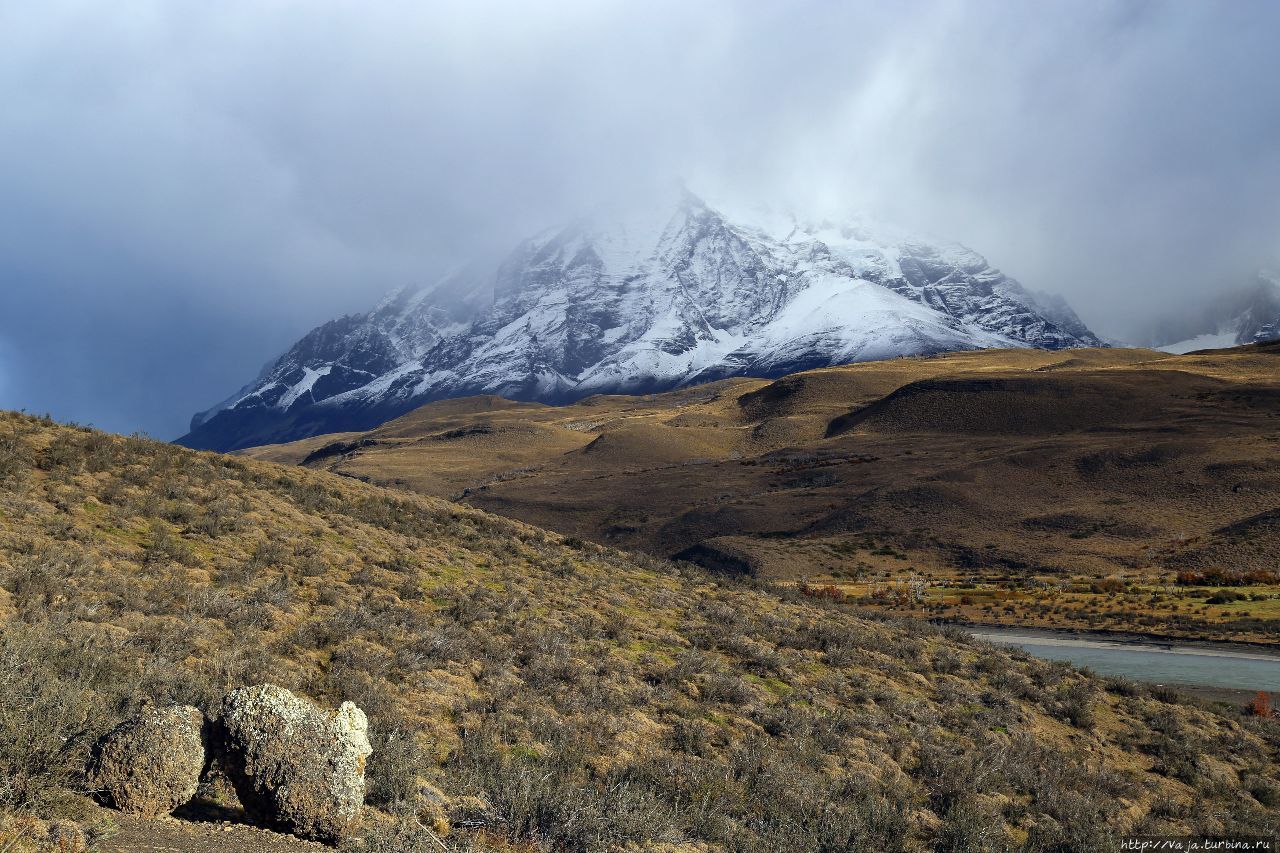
[0,624,124,817]
[1176,568,1280,586]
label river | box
[969,628,1280,692]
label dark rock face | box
[87,704,206,817]
[673,540,758,576]
[180,191,1102,452]
[214,684,372,844]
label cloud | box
[1,0,1279,435]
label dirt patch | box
[98,813,325,853]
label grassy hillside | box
[1,411,1278,851]
[248,344,1280,642]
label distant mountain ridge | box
[180,190,1102,451]
[1152,269,1280,353]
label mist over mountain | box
[0,2,1278,436]
[1145,268,1280,353]
[179,191,1101,451]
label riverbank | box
[957,621,1280,657]
[1171,685,1260,706]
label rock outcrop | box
[87,703,206,817]
[214,684,372,844]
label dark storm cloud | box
[1,1,1278,436]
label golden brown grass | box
[2,411,1279,851]
[249,344,1280,642]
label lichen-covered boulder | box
[214,684,371,844]
[88,703,206,817]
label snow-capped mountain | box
[1151,269,1280,354]
[179,190,1102,451]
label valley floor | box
[247,344,1280,647]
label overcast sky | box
[2,0,1279,437]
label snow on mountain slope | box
[179,190,1102,451]
[1149,269,1280,354]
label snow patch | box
[279,366,332,409]
[1158,332,1240,354]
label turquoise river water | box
[970,629,1280,692]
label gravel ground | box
[97,814,327,853]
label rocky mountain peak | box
[180,192,1101,451]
